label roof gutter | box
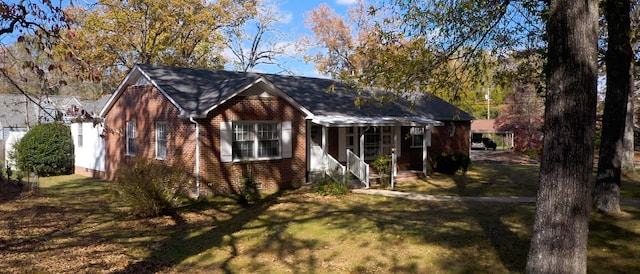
[189,116,201,198]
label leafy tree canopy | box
[60,0,257,92]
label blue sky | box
[231,0,360,78]
[0,0,359,78]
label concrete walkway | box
[351,189,640,207]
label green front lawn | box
[393,163,640,199]
[0,169,638,273]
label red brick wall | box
[429,120,471,162]
[103,85,308,195]
[200,95,307,194]
[103,85,196,187]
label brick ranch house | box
[97,64,473,196]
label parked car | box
[471,137,498,150]
[482,137,497,150]
[471,139,486,150]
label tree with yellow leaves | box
[61,0,257,92]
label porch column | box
[305,120,311,181]
[423,125,429,177]
[510,131,515,150]
[322,125,328,169]
[359,127,365,160]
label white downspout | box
[423,125,429,177]
[189,116,201,198]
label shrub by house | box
[14,122,74,176]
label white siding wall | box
[71,122,105,172]
[4,131,26,169]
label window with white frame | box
[232,122,280,160]
[362,126,394,160]
[411,127,424,147]
[156,122,167,160]
[257,123,279,157]
[364,128,381,160]
[126,121,136,155]
[77,124,83,147]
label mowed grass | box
[393,163,640,199]
[393,163,541,197]
[0,168,639,273]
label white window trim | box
[232,121,282,161]
[126,121,136,156]
[155,121,167,160]
[77,123,83,148]
[410,126,424,148]
[220,121,293,162]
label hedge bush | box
[111,157,192,217]
[14,122,74,176]
[313,174,349,196]
[435,152,471,174]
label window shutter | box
[281,121,292,158]
[220,122,233,162]
[426,127,432,147]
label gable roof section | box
[0,94,33,128]
[100,64,474,123]
[0,94,97,128]
[471,119,497,132]
[80,95,110,116]
[262,74,474,122]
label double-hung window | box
[156,122,167,160]
[221,121,291,162]
[257,123,279,157]
[411,127,424,147]
[232,123,255,159]
[126,121,136,156]
[232,122,280,160]
[77,124,83,147]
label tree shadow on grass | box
[450,168,535,273]
[588,209,640,273]
[0,180,27,204]
[113,190,289,273]
[113,189,480,273]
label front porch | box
[305,116,443,188]
[307,158,430,189]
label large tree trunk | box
[526,0,598,273]
[593,0,633,215]
[621,79,635,177]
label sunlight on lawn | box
[393,163,541,197]
[2,169,638,273]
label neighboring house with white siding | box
[0,93,109,171]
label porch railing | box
[346,150,370,188]
[325,153,346,184]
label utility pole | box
[485,88,490,119]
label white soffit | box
[311,115,444,127]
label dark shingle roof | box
[138,64,262,115]
[0,94,34,128]
[133,64,473,121]
[80,95,110,115]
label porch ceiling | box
[310,115,444,127]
